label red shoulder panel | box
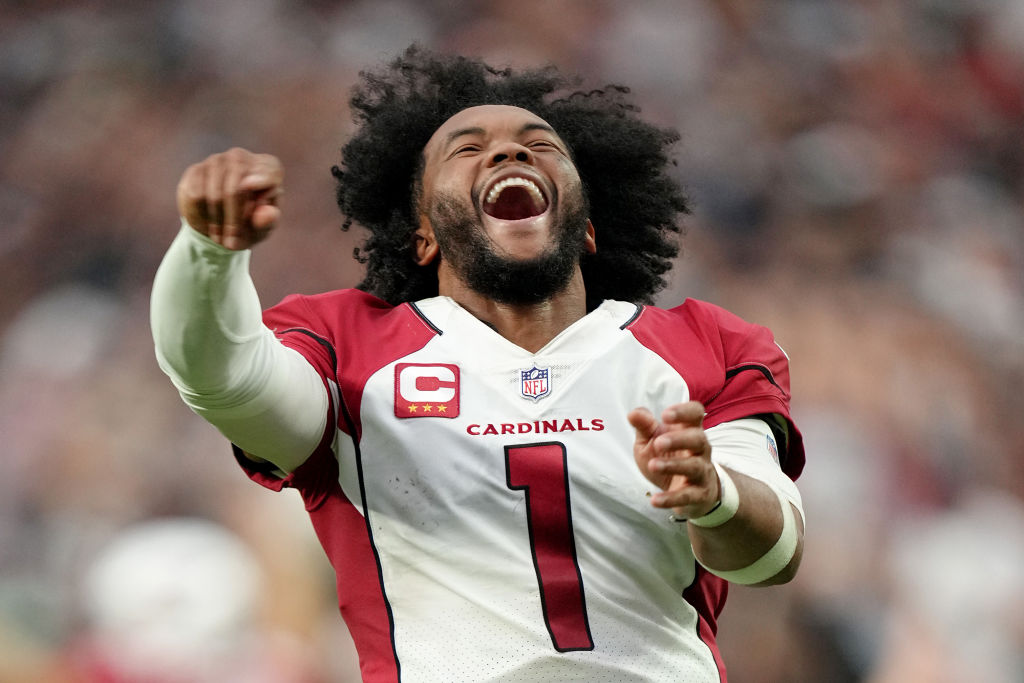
[625,299,804,479]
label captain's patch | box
[395,363,460,418]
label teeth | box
[485,177,545,207]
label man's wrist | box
[684,463,740,528]
[179,218,241,254]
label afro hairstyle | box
[332,45,689,309]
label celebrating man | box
[152,47,805,682]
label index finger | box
[237,154,284,193]
[661,401,706,428]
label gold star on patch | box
[408,405,418,412]
[437,405,447,413]
[422,404,433,412]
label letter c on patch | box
[399,365,457,402]
[394,363,460,418]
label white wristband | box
[701,487,799,585]
[686,463,740,528]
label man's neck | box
[440,268,588,353]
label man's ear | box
[414,215,440,266]
[583,219,597,255]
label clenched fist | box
[177,148,284,251]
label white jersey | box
[238,292,804,683]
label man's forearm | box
[151,221,267,394]
[687,468,803,585]
[150,221,327,469]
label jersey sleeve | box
[626,299,805,480]
[233,293,342,508]
[262,294,341,379]
[698,302,805,480]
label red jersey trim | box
[238,291,445,681]
[682,568,728,682]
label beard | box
[428,182,591,306]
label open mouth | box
[481,177,549,221]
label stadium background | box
[1,1,1022,681]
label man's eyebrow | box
[519,122,557,136]
[443,122,559,148]
[444,126,486,148]
[521,122,570,154]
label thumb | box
[251,204,281,230]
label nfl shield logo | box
[520,366,551,401]
[766,433,780,465]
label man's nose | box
[489,142,533,166]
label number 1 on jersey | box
[505,442,594,652]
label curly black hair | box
[332,45,689,310]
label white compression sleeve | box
[705,418,804,519]
[700,417,804,584]
[151,221,328,471]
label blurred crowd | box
[1,1,1022,681]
